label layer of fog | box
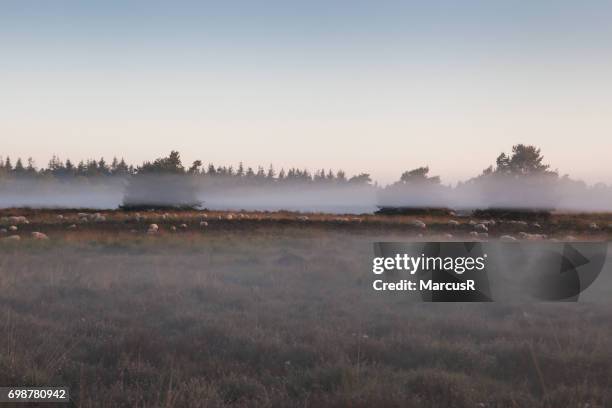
[1,175,611,213]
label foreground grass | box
[0,228,611,407]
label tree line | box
[0,144,603,187]
[0,151,374,185]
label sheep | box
[500,235,517,242]
[469,231,479,237]
[170,226,177,232]
[91,213,106,222]
[442,233,453,239]
[589,223,599,230]
[179,223,188,229]
[564,235,578,241]
[3,235,20,241]
[8,225,18,232]
[200,221,208,228]
[226,214,234,220]
[410,220,426,229]
[8,216,28,224]
[67,224,77,230]
[474,224,488,232]
[468,220,477,226]
[531,222,541,229]
[31,232,49,240]
[56,214,64,221]
[147,224,159,234]
[447,220,460,227]
[297,216,309,222]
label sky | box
[1,0,611,185]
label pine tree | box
[14,158,25,173]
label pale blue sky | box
[1,1,611,183]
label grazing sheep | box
[147,224,159,234]
[297,216,309,222]
[468,220,476,226]
[91,213,106,222]
[531,222,541,229]
[31,232,49,240]
[474,224,488,232]
[179,223,188,229]
[8,225,18,232]
[447,220,460,227]
[226,214,234,220]
[411,220,426,229]
[469,231,479,237]
[8,216,28,224]
[500,235,517,242]
[170,226,177,231]
[443,233,453,239]
[56,214,64,220]
[589,222,599,230]
[77,212,89,218]
[67,224,77,230]
[200,221,208,228]
[3,235,20,241]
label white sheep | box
[447,220,460,227]
[8,225,18,232]
[8,216,28,224]
[31,232,49,240]
[147,224,159,234]
[411,220,426,229]
[179,223,188,229]
[200,221,208,228]
[500,235,517,241]
[474,224,488,232]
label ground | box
[0,209,611,407]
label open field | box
[1,210,612,407]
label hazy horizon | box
[2,1,611,184]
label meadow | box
[0,210,611,407]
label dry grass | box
[0,210,611,407]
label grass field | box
[1,210,611,407]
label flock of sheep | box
[0,210,607,242]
